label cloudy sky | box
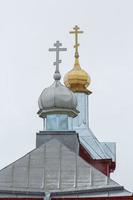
[0,0,133,192]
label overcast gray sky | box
[0,0,133,192]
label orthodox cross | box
[70,25,83,58]
[49,41,67,80]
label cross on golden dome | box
[70,25,83,58]
[64,26,91,94]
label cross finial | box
[49,41,67,81]
[70,25,83,58]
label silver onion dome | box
[37,41,79,118]
[38,80,78,118]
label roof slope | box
[77,127,116,161]
[0,138,123,195]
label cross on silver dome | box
[49,41,67,81]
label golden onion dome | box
[64,58,91,94]
[64,25,91,94]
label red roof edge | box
[79,143,116,176]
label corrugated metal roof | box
[76,127,116,161]
[0,138,118,194]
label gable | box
[0,138,123,195]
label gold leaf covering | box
[64,58,91,94]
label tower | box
[38,41,78,132]
[64,26,116,176]
[64,25,91,128]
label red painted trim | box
[79,144,116,176]
[0,199,43,200]
[52,196,133,200]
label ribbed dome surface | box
[38,81,78,117]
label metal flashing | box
[0,138,120,195]
[76,127,116,161]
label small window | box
[46,115,57,130]
[46,114,68,130]
[58,115,68,130]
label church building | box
[0,26,132,200]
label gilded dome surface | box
[64,58,91,93]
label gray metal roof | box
[76,127,116,161]
[0,137,125,197]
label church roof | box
[0,136,129,198]
[77,127,116,161]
